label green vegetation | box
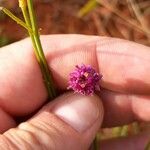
[0,36,10,47]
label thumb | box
[0,93,104,150]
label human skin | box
[0,35,149,149]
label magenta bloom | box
[68,64,102,95]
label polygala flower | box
[68,64,102,95]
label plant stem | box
[132,122,140,134]
[93,133,100,150]
[0,7,32,33]
[20,5,40,61]
[120,125,128,137]
[112,127,122,137]
[20,3,54,99]
[26,0,56,98]
[78,0,98,17]
[2,2,56,98]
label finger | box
[41,35,150,94]
[0,93,104,150]
[96,38,150,94]
[0,39,47,115]
[100,89,150,127]
[100,131,150,150]
[0,108,16,133]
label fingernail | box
[52,93,100,132]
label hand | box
[0,35,149,150]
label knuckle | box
[2,126,44,150]
[0,117,82,150]
[0,133,19,150]
[18,121,57,150]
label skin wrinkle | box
[29,114,78,149]
[36,119,79,149]
[28,119,60,143]
[0,135,11,150]
[18,126,50,150]
[1,134,19,150]
[19,122,54,150]
[20,120,67,150]
[11,132,32,150]
[14,129,41,150]
[4,128,30,150]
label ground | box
[0,0,150,46]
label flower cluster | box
[68,64,102,95]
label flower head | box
[68,64,102,95]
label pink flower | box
[68,64,102,95]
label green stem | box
[21,6,40,61]
[0,7,32,33]
[120,125,128,137]
[78,0,98,17]
[93,134,100,150]
[26,0,56,98]
[20,4,54,98]
[132,122,140,134]
[112,127,122,137]
[1,1,56,98]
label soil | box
[0,0,150,46]
[0,0,97,41]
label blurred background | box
[0,0,150,143]
[0,0,150,47]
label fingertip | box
[27,92,104,149]
[51,93,104,133]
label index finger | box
[42,35,150,94]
